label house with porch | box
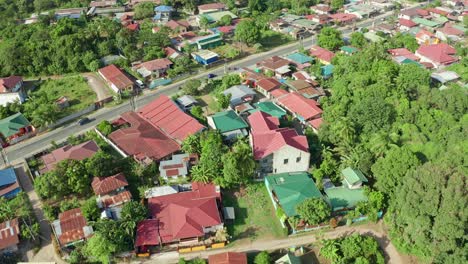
[52,208,94,249]
[256,56,292,78]
[0,168,21,199]
[309,46,335,65]
[40,140,100,173]
[0,76,25,107]
[134,58,173,79]
[91,173,132,219]
[207,110,249,141]
[255,78,282,99]
[248,111,310,175]
[416,43,458,68]
[222,85,256,108]
[0,113,34,147]
[98,64,134,93]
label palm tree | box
[320,239,341,260]
[191,165,210,183]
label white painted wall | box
[271,145,310,174]
[203,223,224,233]
[0,93,24,107]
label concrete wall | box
[94,128,128,158]
[272,145,310,174]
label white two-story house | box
[0,76,25,107]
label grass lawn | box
[259,30,294,49]
[33,75,96,118]
[223,182,288,243]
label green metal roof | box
[253,102,287,118]
[321,64,334,76]
[275,252,302,264]
[210,110,248,133]
[0,113,30,138]
[341,167,368,185]
[324,187,368,211]
[286,52,313,64]
[412,17,439,28]
[202,11,237,23]
[265,172,323,217]
[340,46,358,54]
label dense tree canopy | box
[317,27,344,51]
[234,19,260,46]
[320,234,385,264]
[296,197,331,225]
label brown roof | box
[258,56,290,71]
[91,173,128,195]
[198,2,226,11]
[98,64,134,90]
[165,20,190,31]
[40,140,100,173]
[256,78,281,92]
[57,208,90,246]
[0,218,20,250]
[208,252,248,264]
[137,58,173,72]
[102,190,132,208]
[0,76,22,93]
[288,80,313,91]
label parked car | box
[77,117,91,126]
[136,80,145,89]
[208,73,217,79]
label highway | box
[5,13,392,162]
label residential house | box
[436,23,465,41]
[321,64,334,79]
[192,50,219,65]
[305,14,330,25]
[431,71,460,85]
[198,10,237,25]
[248,111,310,175]
[166,20,190,33]
[165,47,183,60]
[176,95,198,111]
[415,29,438,44]
[154,5,174,23]
[427,7,449,17]
[91,173,132,219]
[255,78,282,98]
[207,110,249,140]
[88,6,126,16]
[398,7,421,20]
[135,182,222,252]
[328,13,357,25]
[340,46,359,55]
[275,252,301,264]
[341,167,368,189]
[222,85,256,108]
[40,140,100,173]
[159,153,190,181]
[324,187,368,212]
[0,218,20,253]
[134,58,173,79]
[277,92,322,125]
[292,71,314,82]
[98,64,134,93]
[416,43,458,68]
[310,4,331,15]
[345,4,378,19]
[0,168,21,199]
[126,23,140,31]
[257,56,291,78]
[364,31,384,42]
[209,252,248,264]
[0,76,25,106]
[0,113,34,146]
[286,80,324,100]
[198,3,226,14]
[55,8,86,19]
[286,52,314,70]
[90,0,117,8]
[309,45,335,65]
[252,101,287,119]
[52,208,93,248]
[375,23,395,35]
[265,172,323,231]
[388,48,420,62]
[129,0,160,6]
[270,88,290,100]
[398,18,417,31]
[412,17,441,30]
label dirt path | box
[82,72,113,101]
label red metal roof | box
[0,76,22,93]
[399,18,417,28]
[256,78,281,92]
[416,43,458,65]
[126,23,139,31]
[135,219,159,247]
[165,20,189,30]
[208,252,248,264]
[98,64,133,90]
[388,48,420,61]
[57,208,90,246]
[198,2,226,10]
[40,140,100,173]
[310,45,335,63]
[437,23,464,36]
[258,56,290,71]
[308,117,323,130]
[137,58,173,72]
[102,190,132,208]
[248,111,280,133]
[91,173,128,195]
[426,8,448,16]
[329,13,356,23]
[277,92,322,120]
[270,88,289,99]
[0,218,19,250]
[138,95,204,142]
[109,111,180,161]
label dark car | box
[208,73,217,79]
[77,117,91,126]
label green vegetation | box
[259,30,293,49]
[134,2,155,20]
[317,27,344,51]
[235,19,260,46]
[254,251,271,264]
[320,234,385,264]
[0,192,40,242]
[223,183,287,241]
[295,197,331,225]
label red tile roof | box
[102,190,132,208]
[437,23,464,36]
[388,48,420,61]
[256,78,281,92]
[329,13,357,23]
[415,29,434,39]
[165,20,190,31]
[416,8,429,16]
[416,43,458,65]
[309,45,335,63]
[308,117,323,130]
[399,18,417,28]
[40,140,100,173]
[270,88,289,99]
[109,111,180,161]
[0,218,19,250]
[137,58,173,72]
[426,8,448,16]
[138,95,204,142]
[217,25,235,34]
[277,92,322,120]
[0,76,22,93]
[208,252,248,264]
[57,208,90,246]
[98,64,133,91]
[91,173,128,195]
[249,112,308,160]
[198,2,226,11]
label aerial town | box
[0,0,466,263]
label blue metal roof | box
[154,5,173,12]
[0,167,17,187]
[153,14,162,20]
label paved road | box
[149,222,407,264]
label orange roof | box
[208,252,248,264]
[98,64,133,90]
[91,173,128,195]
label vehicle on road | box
[136,80,145,89]
[208,73,217,79]
[77,117,91,126]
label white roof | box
[192,49,218,60]
[431,71,459,83]
[177,95,198,107]
[144,185,180,198]
[276,65,291,74]
[223,85,256,100]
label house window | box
[296,157,301,163]
[283,159,288,164]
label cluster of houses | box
[0,167,23,254]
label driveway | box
[82,72,113,101]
